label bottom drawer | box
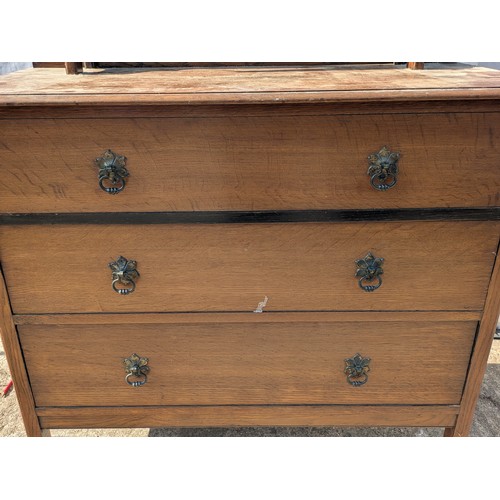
[18,318,476,407]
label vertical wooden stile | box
[0,265,42,436]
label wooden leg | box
[0,265,42,437]
[446,241,500,438]
[407,62,425,70]
[443,427,458,437]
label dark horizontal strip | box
[0,208,498,225]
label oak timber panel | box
[13,311,483,325]
[2,67,500,106]
[3,101,500,120]
[0,114,499,212]
[448,240,500,436]
[0,222,498,314]
[19,320,476,406]
[0,267,41,436]
[36,405,459,429]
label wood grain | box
[13,311,482,325]
[0,114,499,212]
[3,101,500,120]
[446,241,500,436]
[36,405,459,429]
[0,267,41,436]
[18,320,476,407]
[1,64,498,437]
[0,222,498,314]
[1,67,500,106]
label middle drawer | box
[1,221,497,314]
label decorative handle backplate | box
[124,353,149,387]
[109,256,139,295]
[355,252,384,292]
[344,353,371,387]
[367,146,400,191]
[95,149,129,194]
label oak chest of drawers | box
[1,64,499,436]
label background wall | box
[0,62,32,75]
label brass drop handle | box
[124,353,149,387]
[355,252,384,292]
[367,146,400,191]
[109,256,139,295]
[344,353,371,387]
[95,149,129,194]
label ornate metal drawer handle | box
[109,256,139,295]
[95,149,129,194]
[124,353,149,387]
[367,146,400,191]
[344,353,371,387]
[355,252,384,292]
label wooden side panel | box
[447,240,500,436]
[0,222,498,314]
[37,405,459,429]
[0,113,499,212]
[0,267,41,436]
[19,320,476,407]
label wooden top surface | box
[2,65,500,106]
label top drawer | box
[0,113,499,213]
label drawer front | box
[1,221,498,314]
[0,113,499,212]
[18,320,476,407]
